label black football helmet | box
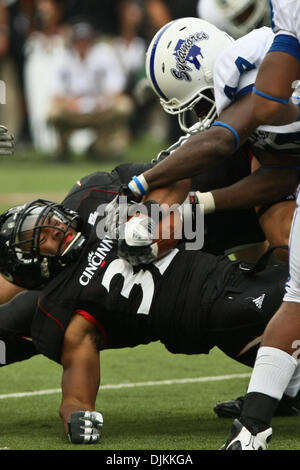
[0,199,86,289]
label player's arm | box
[207,155,299,213]
[0,275,24,304]
[252,51,300,126]
[249,156,296,262]
[257,199,295,263]
[59,314,103,444]
[130,93,259,194]
[115,178,190,266]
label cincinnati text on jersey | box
[79,236,114,286]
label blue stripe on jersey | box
[235,84,254,101]
[149,21,177,101]
[268,34,300,62]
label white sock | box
[285,362,300,398]
[247,346,298,400]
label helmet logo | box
[171,32,209,82]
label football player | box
[0,165,296,445]
[112,18,300,269]
[0,157,276,364]
[197,0,269,39]
[222,0,300,451]
[107,17,300,449]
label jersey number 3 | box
[101,259,155,315]
[101,251,178,315]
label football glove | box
[0,126,14,155]
[104,185,142,240]
[68,410,103,444]
[118,200,161,266]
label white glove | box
[118,213,159,266]
[0,126,14,156]
[68,410,103,444]
[104,185,143,240]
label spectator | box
[24,0,69,153]
[112,0,146,91]
[111,0,149,139]
[58,0,119,37]
[47,20,133,161]
[0,0,33,144]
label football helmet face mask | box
[0,199,86,289]
[145,17,234,135]
[197,0,269,39]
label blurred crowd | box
[0,0,270,161]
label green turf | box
[1,344,299,450]
[0,133,166,210]
[0,138,299,451]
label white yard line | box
[0,372,251,399]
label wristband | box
[128,174,149,197]
[211,121,240,152]
[252,86,289,105]
[195,191,215,214]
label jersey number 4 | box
[224,56,256,101]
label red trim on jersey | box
[37,297,65,332]
[79,188,118,206]
[74,309,108,348]
[248,149,254,162]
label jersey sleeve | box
[270,0,300,39]
[214,28,274,115]
[269,0,300,61]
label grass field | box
[0,137,300,452]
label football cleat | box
[221,419,272,450]
[214,390,300,418]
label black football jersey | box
[31,178,231,363]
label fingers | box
[118,239,157,266]
[68,410,103,444]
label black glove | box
[68,410,103,444]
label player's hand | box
[104,185,142,240]
[118,212,158,266]
[0,126,14,155]
[67,410,103,444]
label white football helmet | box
[145,17,234,134]
[197,0,269,39]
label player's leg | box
[0,290,39,366]
[222,187,300,450]
[207,263,288,366]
